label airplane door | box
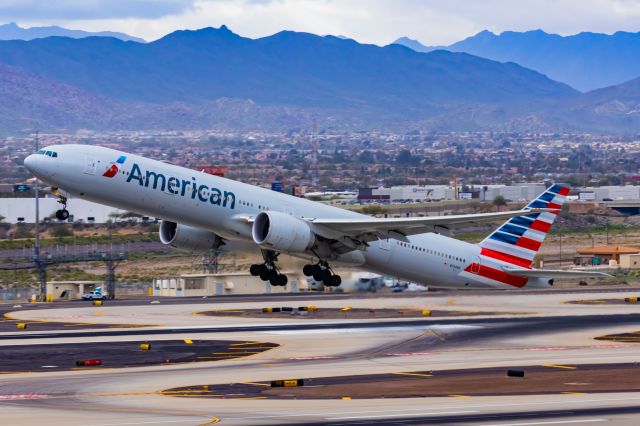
[377,238,393,263]
[84,156,97,175]
[470,255,481,274]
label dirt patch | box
[0,340,278,373]
[595,331,640,343]
[567,298,640,305]
[163,363,640,399]
[195,307,512,320]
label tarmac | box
[0,287,639,425]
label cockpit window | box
[36,150,58,157]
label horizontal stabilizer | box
[503,267,613,279]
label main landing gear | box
[53,189,70,221]
[250,250,288,286]
[303,262,341,287]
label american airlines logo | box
[125,162,236,210]
[103,155,126,177]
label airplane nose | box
[23,154,37,173]
[23,153,53,179]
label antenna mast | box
[311,119,319,191]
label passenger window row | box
[397,241,463,262]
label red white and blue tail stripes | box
[479,183,569,269]
[460,184,569,288]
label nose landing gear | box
[250,250,288,286]
[303,262,341,287]
[55,208,70,221]
[52,188,70,221]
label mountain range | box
[393,30,640,92]
[0,22,144,43]
[0,25,638,134]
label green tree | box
[493,195,507,210]
[396,149,413,165]
[359,205,387,216]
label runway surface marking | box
[3,313,640,340]
[543,364,577,370]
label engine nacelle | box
[252,211,315,253]
[159,220,222,253]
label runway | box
[1,289,639,425]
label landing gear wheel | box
[258,249,288,286]
[323,274,341,287]
[275,274,288,286]
[303,264,319,277]
[319,269,332,282]
[55,209,70,221]
[249,264,262,276]
[259,267,271,281]
[267,268,278,281]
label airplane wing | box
[309,208,555,243]
[502,267,613,279]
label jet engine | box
[252,211,315,253]
[159,220,223,253]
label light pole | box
[33,131,46,301]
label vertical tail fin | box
[479,184,570,269]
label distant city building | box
[482,183,546,202]
[581,186,640,201]
[358,183,546,202]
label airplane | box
[23,145,609,290]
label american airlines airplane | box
[24,145,608,289]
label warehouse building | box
[152,272,308,296]
[358,183,546,202]
[575,245,640,266]
[0,197,125,223]
[580,186,640,201]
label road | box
[0,289,639,425]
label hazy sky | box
[2,0,640,44]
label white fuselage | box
[24,145,548,289]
